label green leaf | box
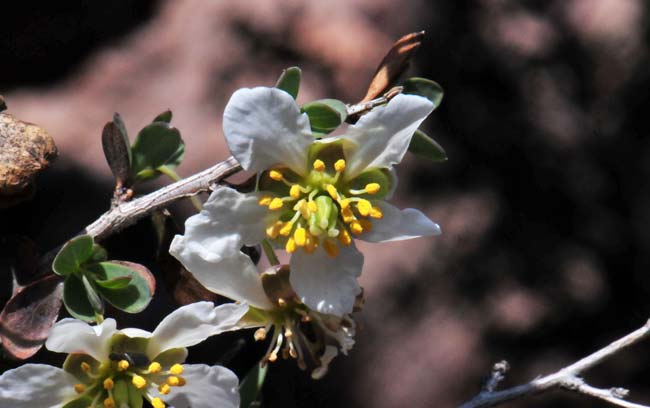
[153,109,173,124]
[301,99,347,134]
[88,261,153,313]
[90,244,108,263]
[402,77,444,109]
[239,361,268,408]
[275,67,301,99]
[81,274,104,315]
[95,275,132,289]
[63,274,95,322]
[53,235,94,276]
[131,122,184,182]
[408,129,447,162]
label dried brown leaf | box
[361,31,425,102]
[102,121,131,189]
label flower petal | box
[160,364,239,408]
[45,318,117,362]
[147,302,249,358]
[0,364,77,408]
[290,245,363,317]
[360,202,441,242]
[223,87,312,175]
[344,94,433,178]
[170,188,274,310]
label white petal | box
[223,87,312,175]
[120,328,152,338]
[0,364,77,408]
[344,94,433,178]
[161,364,239,408]
[360,202,441,243]
[147,302,249,358]
[45,318,117,362]
[311,346,338,380]
[170,188,274,310]
[290,245,363,317]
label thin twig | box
[346,86,403,117]
[458,319,650,408]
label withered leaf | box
[0,112,57,208]
[0,274,64,360]
[361,31,425,102]
[102,120,132,189]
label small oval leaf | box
[131,122,185,182]
[275,67,301,99]
[153,109,173,124]
[53,235,94,276]
[95,275,132,289]
[63,274,96,322]
[88,261,154,313]
[402,77,444,109]
[102,121,132,188]
[302,99,347,134]
[408,129,447,162]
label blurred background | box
[2,0,650,406]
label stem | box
[261,239,280,266]
[94,312,104,324]
[158,165,204,211]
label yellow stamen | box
[369,206,383,219]
[167,376,180,386]
[268,351,278,362]
[80,362,91,373]
[339,198,350,209]
[285,328,293,337]
[269,197,284,210]
[254,327,267,341]
[290,184,301,198]
[305,235,318,253]
[104,397,116,408]
[356,199,372,216]
[158,383,171,395]
[341,207,355,223]
[74,383,86,394]
[359,219,373,231]
[307,200,318,212]
[266,221,282,239]
[365,183,381,194]
[294,227,307,246]
[326,184,338,199]
[350,221,364,235]
[117,360,130,371]
[286,237,297,253]
[334,159,346,172]
[269,170,283,181]
[299,201,311,219]
[338,229,352,246]
[323,240,339,258]
[170,364,184,376]
[148,362,162,374]
[151,398,166,408]
[177,377,186,387]
[103,378,114,390]
[132,375,147,389]
[278,298,287,307]
[258,196,272,206]
[279,221,294,236]
[313,159,325,172]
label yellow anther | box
[338,229,352,246]
[369,206,383,219]
[341,207,355,223]
[307,200,318,212]
[350,221,364,235]
[269,197,284,210]
[313,159,325,172]
[80,362,91,373]
[279,221,294,236]
[334,159,346,172]
[103,378,114,390]
[148,362,162,374]
[258,196,272,206]
[103,397,116,408]
[285,328,293,337]
[323,240,339,258]
[359,219,373,232]
[305,235,318,253]
[365,183,381,194]
[294,227,307,246]
[339,198,351,209]
[170,364,184,376]
[266,221,282,239]
[167,376,180,386]
[269,170,283,181]
[132,375,147,389]
[117,360,130,371]
[356,199,372,216]
[158,383,171,395]
[299,201,311,219]
[151,398,166,408]
[268,351,279,362]
[254,327,267,341]
[74,383,86,394]
[278,298,287,307]
[285,237,297,253]
[326,184,338,199]
[289,184,302,198]
[177,377,186,387]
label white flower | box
[0,302,248,408]
[170,87,440,318]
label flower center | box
[69,355,187,408]
[258,159,384,257]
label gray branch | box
[459,319,650,408]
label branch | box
[459,319,650,408]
